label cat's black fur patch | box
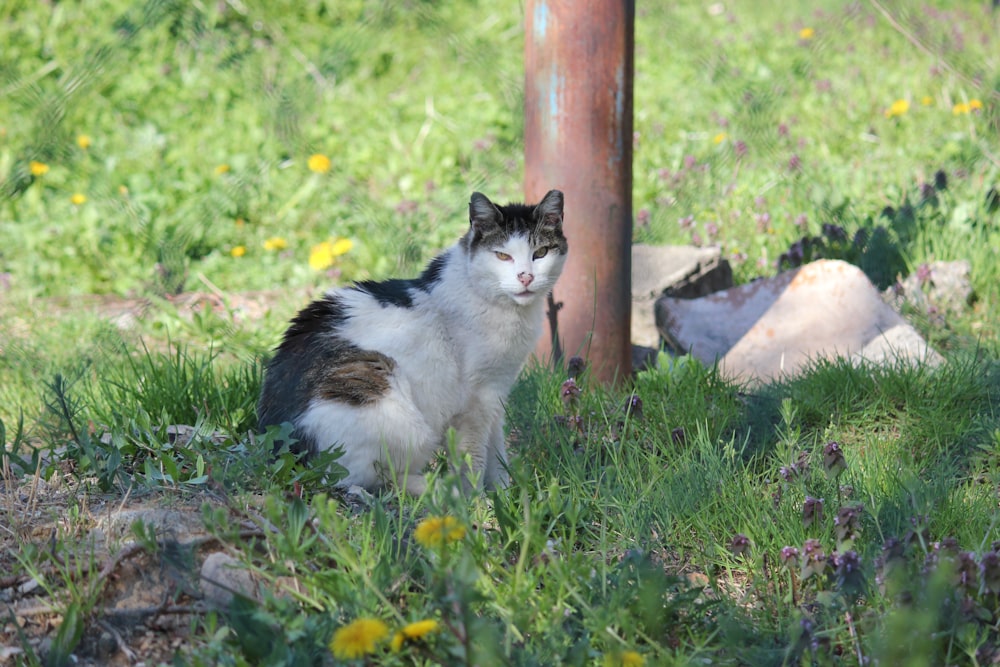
[279,295,349,345]
[353,253,448,308]
[258,294,398,454]
[420,253,447,286]
[353,278,415,308]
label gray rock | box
[631,344,659,372]
[656,259,942,383]
[631,244,733,348]
[201,552,259,607]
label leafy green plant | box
[0,411,39,478]
[87,342,260,435]
[41,370,125,491]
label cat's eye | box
[494,251,513,261]
[532,247,549,260]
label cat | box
[257,189,567,495]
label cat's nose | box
[517,272,534,287]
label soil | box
[1,470,229,666]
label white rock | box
[656,259,942,383]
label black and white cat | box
[257,190,567,495]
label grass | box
[2,0,1000,665]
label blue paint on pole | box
[534,1,548,38]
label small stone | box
[200,552,258,607]
[97,631,117,659]
[346,485,374,503]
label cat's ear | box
[469,192,502,231]
[534,189,564,228]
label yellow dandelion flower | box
[329,618,389,660]
[391,619,439,652]
[215,164,230,174]
[969,99,983,111]
[712,132,727,145]
[263,236,288,251]
[308,238,353,271]
[414,516,466,548]
[118,185,129,196]
[76,134,91,149]
[799,27,815,40]
[29,161,49,176]
[70,193,87,205]
[620,651,646,667]
[230,245,247,258]
[604,651,646,667]
[329,238,353,256]
[309,243,335,271]
[921,96,933,106]
[953,102,970,115]
[401,619,439,640]
[307,153,332,174]
[884,99,909,118]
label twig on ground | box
[9,601,207,622]
[96,618,138,662]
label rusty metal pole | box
[525,0,634,384]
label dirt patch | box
[0,468,265,666]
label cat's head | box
[463,190,568,306]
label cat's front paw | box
[402,473,429,497]
[484,467,510,492]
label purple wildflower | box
[803,496,824,527]
[834,504,864,544]
[730,533,751,558]
[561,378,582,412]
[915,263,932,285]
[823,441,846,478]
[780,546,800,567]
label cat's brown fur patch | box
[313,349,396,405]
